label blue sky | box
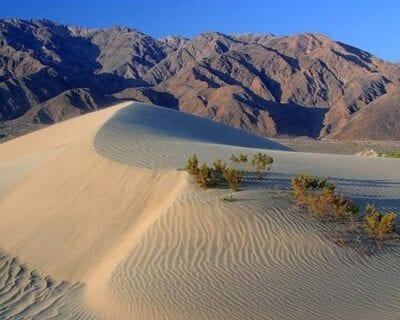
[0,0,399,62]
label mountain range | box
[1,18,400,141]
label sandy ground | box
[272,137,400,155]
[0,102,399,319]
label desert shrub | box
[251,152,273,179]
[380,152,400,158]
[291,176,308,206]
[230,153,248,165]
[230,153,248,171]
[291,173,358,222]
[364,204,397,240]
[223,167,242,191]
[291,173,335,192]
[185,154,199,175]
[291,174,398,250]
[230,154,240,165]
[221,194,235,202]
[291,173,335,207]
[306,187,335,219]
[213,159,227,174]
[196,164,216,189]
[239,154,248,163]
[330,194,359,222]
[364,205,382,230]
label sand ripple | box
[0,102,399,319]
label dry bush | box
[196,164,216,189]
[364,204,397,240]
[223,167,242,191]
[291,173,335,207]
[292,173,358,222]
[291,174,398,251]
[306,188,359,221]
[185,154,199,175]
[230,153,248,173]
[230,153,248,165]
[330,194,359,222]
[213,159,226,174]
[306,187,335,219]
[221,194,235,202]
[239,154,248,163]
[251,152,273,179]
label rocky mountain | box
[1,18,400,141]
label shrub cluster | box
[251,152,274,179]
[379,152,400,158]
[291,173,335,207]
[291,173,397,242]
[291,173,358,222]
[223,167,242,191]
[185,154,242,191]
[364,204,397,240]
[229,152,274,179]
[196,163,216,189]
[213,159,226,175]
[185,152,274,192]
[230,153,248,166]
[184,154,199,175]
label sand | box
[0,102,399,319]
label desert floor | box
[0,102,399,320]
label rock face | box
[1,18,400,141]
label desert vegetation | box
[364,204,397,240]
[379,151,400,158]
[213,159,226,174]
[251,152,274,179]
[291,173,398,250]
[185,153,273,195]
[291,173,358,222]
[223,167,242,191]
[185,154,199,175]
[230,153,248,172]
[196,163,216,189]
[220,194,235,202]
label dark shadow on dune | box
[103,104,292,151]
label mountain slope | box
[0,19,399,141]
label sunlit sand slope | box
[0,102,399,319]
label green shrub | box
[230,154,240,165]
[223,167,242,191]
[213,159,226,174]
[306,187,335,219]
[221,194,235,202]
[291,173,335,206]
[330,194,359,222]
[239,154,248,163]
[291,173,357,222]
[230,153,247,164]
[364,204,397,240]
[380,152,400,158]
[251,152,273,179]
[185,154,199,175]
[196,164,216,189]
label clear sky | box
[0,0,399,62]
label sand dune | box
[0,102,399,319]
